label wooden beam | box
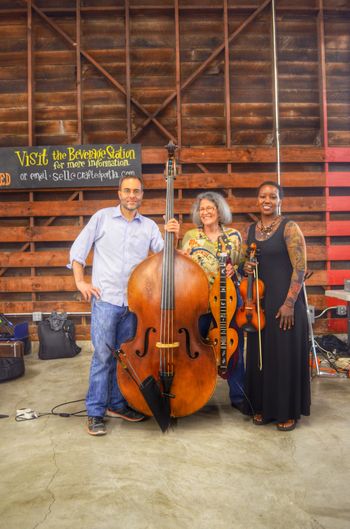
[0,251,87,268]
[130,0,272,141]
[0,191,80,277]
[125,0,131,143]
[0,270,329,292]
[22,0,176,142]
[0,221,327,243]
[26,0,34,145]
[76,0,82,143]
[0,243,327,267]
[175,0,182,149]
[0,276,77,292]
[141,146,326,164]
[327,221,350,236]
[0,301,89,314]
[141,172,326,189]
[0,196,327,217]
[327,197,350,212]
[327,172,350,187]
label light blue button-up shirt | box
[68,205,164,306]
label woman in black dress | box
[243,181,310,431]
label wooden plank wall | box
[0,0,349,339]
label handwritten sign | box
[0,144,141,189]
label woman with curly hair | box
[182,191,244,410]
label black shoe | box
[106,405,145,422]
[231,401,244,413]
[87,416,106,436]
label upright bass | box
[117,142,217,419]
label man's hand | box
[72,261,100,302]
[164,218,180,241]
[76,280,101,302]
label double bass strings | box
[160,158,176,377]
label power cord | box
[314,305,339,319]
[51,398,87,418]
[14,398,87,422]
[311,338,345,374]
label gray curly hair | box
[192,191,232,227]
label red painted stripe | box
[325,296,346,308]
[327,221,350,236]
[329,319,348,333]
[328,245,350,260]
[327,196,350,212]
[327,172,350,187]
[327,270,350,285]
[326,147,350,162]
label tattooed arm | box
[276,220,307,330]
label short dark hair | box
[257,180,284,199]
[118,174,144,190]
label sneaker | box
[106,405,145,422]
[87,416,106,436]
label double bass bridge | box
[156,341,180,349]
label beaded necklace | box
[257,215,281,239]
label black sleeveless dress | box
[244,218,311,422]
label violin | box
[236,243,265,333]
[209,253,238,376]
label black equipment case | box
[0,340,25,382]
[0,314,31,355]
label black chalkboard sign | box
[0,143,141,189]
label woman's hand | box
[243,260,256,275]
[226,262,234,278]
[276,304,294,330]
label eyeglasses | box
[120,188,143,196]
[199,206,216,214]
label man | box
[69,175,179,436]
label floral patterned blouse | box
[181,226,243,287]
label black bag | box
[0,358,25,382]
[38,312,81,360]
[0,341,25,382]
[316,334,350,357]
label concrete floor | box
[1,343,350,529]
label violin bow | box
[254,262,263,371]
